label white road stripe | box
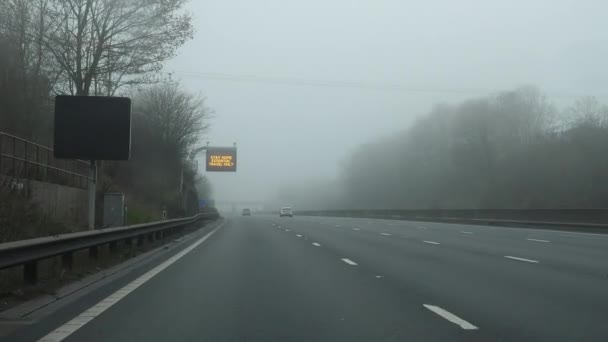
[526,238,550,243]
[417,226,427,230]
[460,231,473,234]
[341,258,358,266]
[380,233,391,236]
[37,224,223,342]
[335,225,341,227]
[504,256,539,263]
[312,242,321,247]
[423,240,440,245]
[353,228,360,231]
[285,229,290,231]
[423,304,478,330]
[296,234,302,237]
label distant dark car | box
[242,208,251,216]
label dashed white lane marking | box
[380,233,391,236]
[296,234,302,237]
[504,256,539,263]
[417,226,427,230]
[526,238,550,243]
[353,228,361,231]
[341,258,358,266]
[423,240,440,245]
[460,231,474,234]
[423,304,478,330]
[335,225,342,227]
[312,242,321,247]
[37,225,223,342]
[375,275,383,278]
[285,229,290,232]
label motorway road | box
[4,215,608,341]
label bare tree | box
[9,0,195,96]
[134,83,212,158]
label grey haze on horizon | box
[165,0,608,204]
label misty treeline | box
[283,86,608,210]
[104,84,213,220]
[0,0,211,227]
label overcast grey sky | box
[166,0,608,203]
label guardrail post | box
[125,237,132,247]
[137,235,144,246]
[89,246,98,260]
[62,252,73,270]
[88,161,97,229]
[147,233,154,243]
[24,261,38,285]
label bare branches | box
[2,0,193,95]
[134,83,212,158]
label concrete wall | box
[28,179,87,228]
[1,175,88,229]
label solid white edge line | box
[526,238,550,243]
[341,258,358,266]
[37,224,224,342]
[312,242,321,247]
[423,304,478,330]
[504,255,539,263]
[423,240,440,245]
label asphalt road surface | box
[5,215,608,341]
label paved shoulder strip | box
[37,225,224,342]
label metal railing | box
[0,132,91,189]
[295,209,608,231]
[0,212,219,285]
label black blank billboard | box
[54,95,131,160]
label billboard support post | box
[88,160,97,229]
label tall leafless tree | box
[1,0,194,96]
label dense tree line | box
[103,84,213,221]
[0,0,212,237]
[278,86,608,210]
[340,86,608,209]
